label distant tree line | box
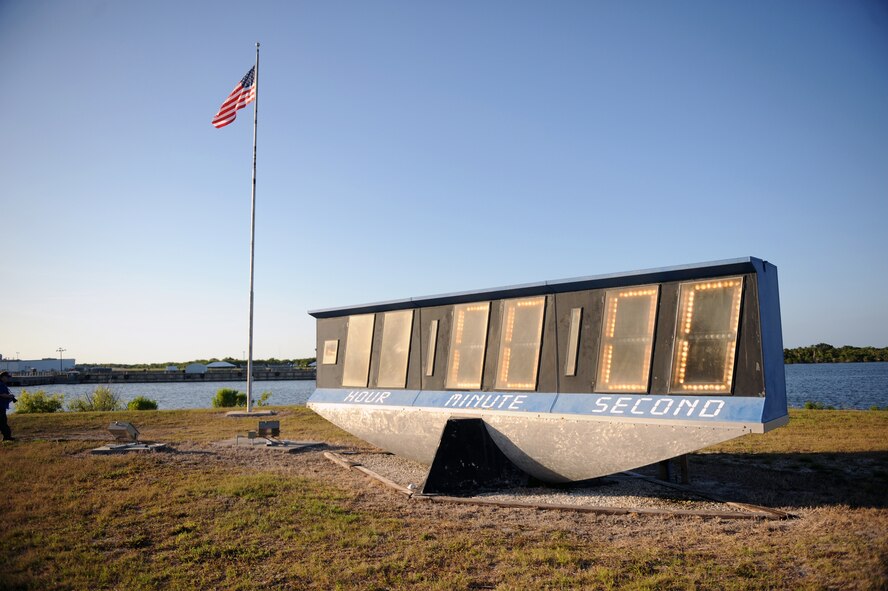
[784,343,888,364]
[75,357,317,371]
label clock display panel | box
[341,314,375,387]
[670,278,743,393]
[595,287,659,392]
[495,296,546,391]
[445,302,490,390]
[376,310,413,388]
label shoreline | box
[8,368,316,387]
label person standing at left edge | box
[0,371,17,441]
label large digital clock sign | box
[307,257,787,483]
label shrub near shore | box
[67,386,123,412]
[127,396,158,411]
[13,390,65,413]
[14,387,160,414]
[211,387,272,408]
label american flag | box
[211,66,256,129]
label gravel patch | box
[343,452,749,514]
[475,477,739,512]
[345,452,428,488]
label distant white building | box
[206,361,237,370]
[185,363,207,374]
[0,358,76,373]
[165,365,180,372]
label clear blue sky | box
[1,1,886,364]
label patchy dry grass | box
[1,408,886,590]
[708,409,888,454]
[6,405,358,446]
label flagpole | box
[246,42,260,413]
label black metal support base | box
[657,454,690,484]
[421,418,528,496]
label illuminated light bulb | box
[504,309,516,340]
[455,311,469,344]
[517,298,542,308]
[603,345,614,382]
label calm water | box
[9,363,888,411]
[784,362,888,410]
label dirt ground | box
[168,440,886,588]
[152,436,888,534]
[8,413,887,589]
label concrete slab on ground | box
[225,410,277,417]
[90,443,169,455]
[216,438,326,454]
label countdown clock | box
[308,257,787,483]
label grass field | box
[1,408,886,590]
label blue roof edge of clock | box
[308,256,770,318]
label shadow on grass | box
[639,451,888,509]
